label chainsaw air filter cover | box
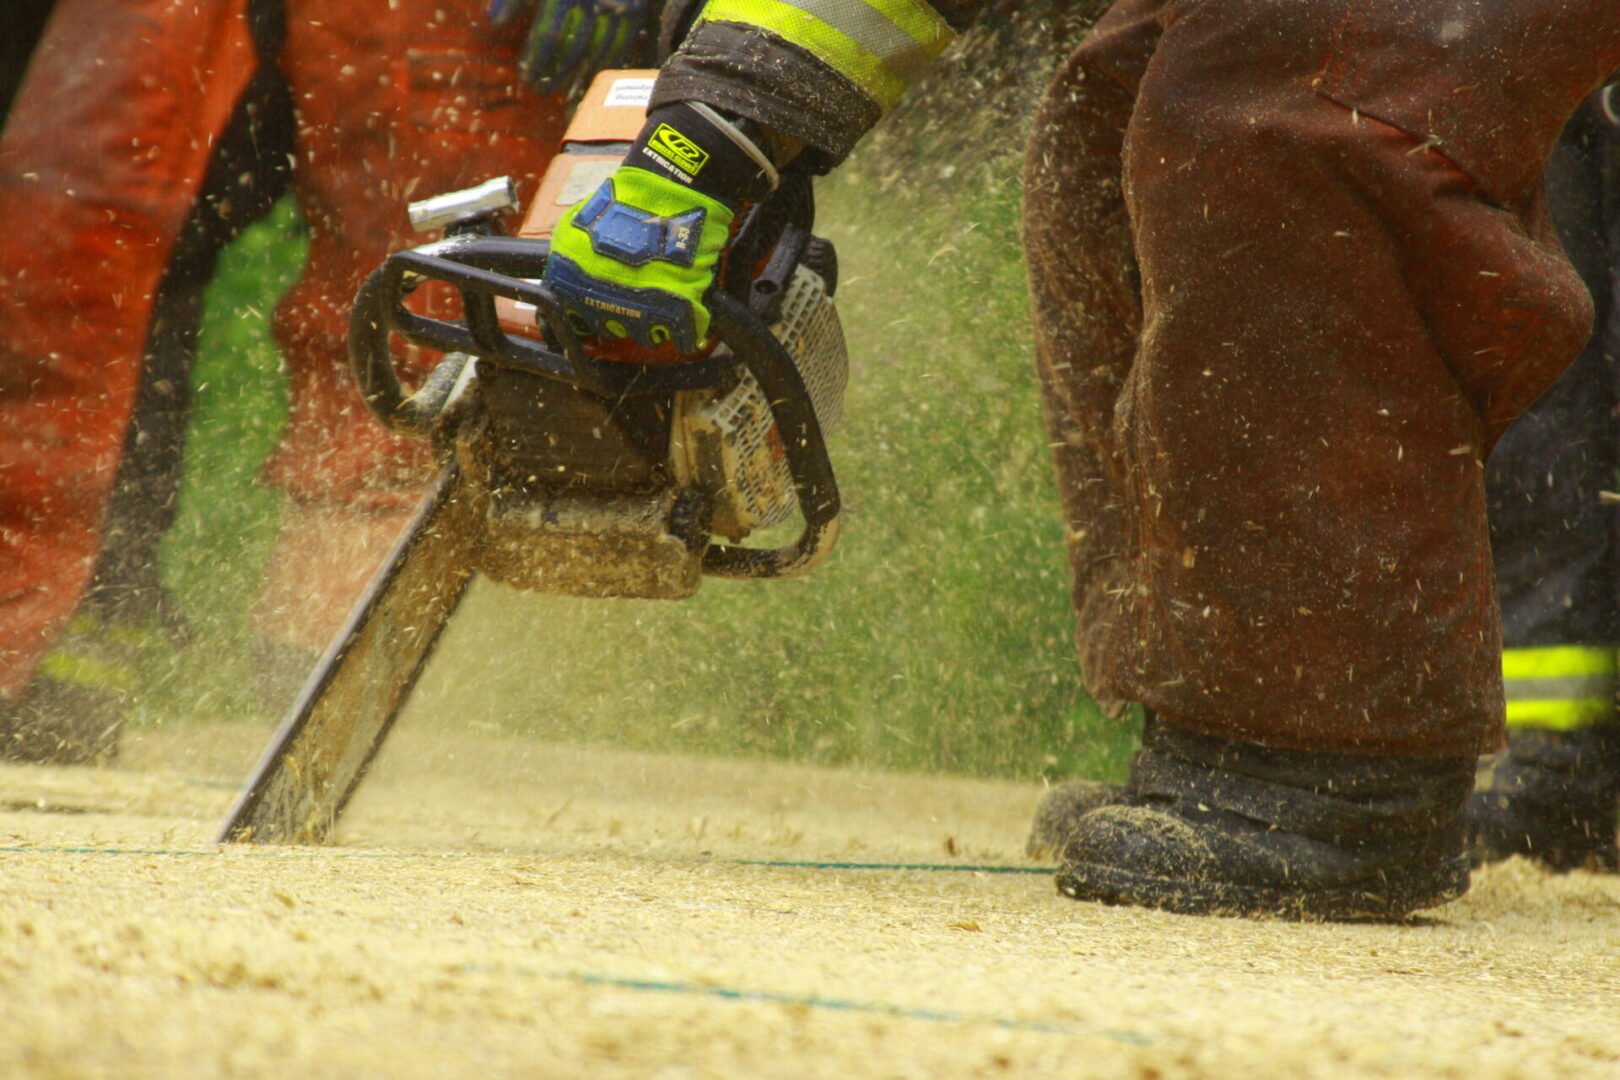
[673,265,848,541]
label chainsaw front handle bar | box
[348,235,840,579]
[349,235,738,436]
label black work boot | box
[1026,779,1128,859]
[1056,720,1475,920]
[0,611,151,765]
[0,675,123,765]
[1469,726,1620,872]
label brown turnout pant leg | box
[1025,0,1620,756]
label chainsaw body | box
[350,218,846,600]
[220,72,847,843]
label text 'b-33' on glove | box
[488,0,653,94]
[544,101,779,362]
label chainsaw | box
[219,72,847,844]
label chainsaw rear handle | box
[347,236,840,579]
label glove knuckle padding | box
[546,169,733,353]
[573,182,708,268]
[544,101,777,356]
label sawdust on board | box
[0,722,1617,1079]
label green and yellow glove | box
[544,101,779,361]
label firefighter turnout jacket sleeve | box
[650,0,983,168]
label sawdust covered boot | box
[1026,779,1128,859]
[1056,719,1475,920]
[0,676,122,765]
[0,612,155,765]
[1469,726,1620,872]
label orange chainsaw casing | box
[495,69,657,336]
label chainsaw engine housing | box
[459,255,845,599]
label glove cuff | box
[627,101,779,208]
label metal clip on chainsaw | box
[219,172,847,844]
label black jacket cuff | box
[651,20,883,171]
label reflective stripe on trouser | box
[35,613,150,694]
[696,0,953,107]
[1502,645,1618,731]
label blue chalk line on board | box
[0,844,1051,874]
[0,843,1150,1045]
[455,965,1154,1044]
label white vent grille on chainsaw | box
[682,265,848,537]
[775,265,848,433]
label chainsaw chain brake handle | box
[347,179,840,580]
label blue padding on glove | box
[573,185,708,268]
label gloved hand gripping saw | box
[544,99,786,361]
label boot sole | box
[1056,854,1471,922]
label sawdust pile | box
[1,723,1617,1079]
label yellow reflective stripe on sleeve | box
[698,0,954,107]
[1502,645,1618,731]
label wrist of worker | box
[624,101,786,210]
[724,115,806,172]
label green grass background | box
[130,199,304,730]
[144,5,1138,783]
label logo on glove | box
[647,124,710,178]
